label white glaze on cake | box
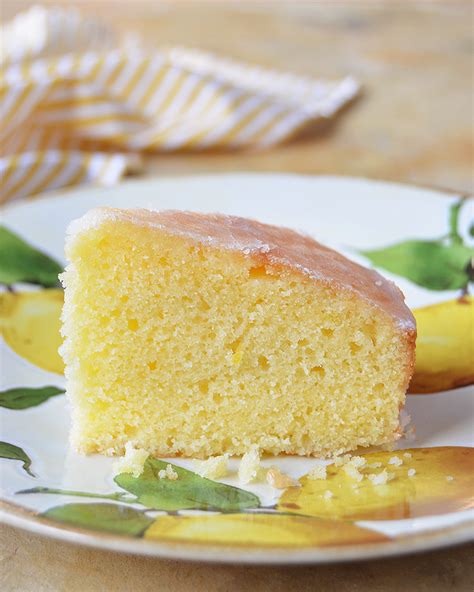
[68,207,416,333]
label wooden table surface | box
[1,2,473,591]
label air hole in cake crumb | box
[98,316,109,328]
[362,322,377,346]
[295,367,306,379]
[298,338,310,347]
[198,297,211,311]
[147,361,157,371]
[349,341,362,354]
[374,383,384,393]
[258,356,270,370]
[322,327,334,337]
[97,237,109,249]
[229,337,243,354]
[213,393,223,404]
[311,366,325,378]
[229,338,245,365]
[124,425,137,437]
[128,319,139,331]
[221,437,233,449]
[198,380,209,394]
[94,400,110,413]
[120,295,129,304]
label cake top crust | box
[68,207,416,332]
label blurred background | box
[2,0,473,195]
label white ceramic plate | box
[1,174,473,564]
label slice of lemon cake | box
[60,208,416,458]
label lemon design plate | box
[1,174,473,564]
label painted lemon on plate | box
[278,447,474,521]
[0,289,64,374]
[410,297,474,393]
[145,513,388,547]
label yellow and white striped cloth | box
[0,6,359,204]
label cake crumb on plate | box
[112,442,148,478]
[368,469,394,485]
[266,466,300,489]
[194,454,229,479]
[158,464,178,480]
[238,446,261,484]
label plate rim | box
[1,499,473,565]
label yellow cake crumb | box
[340,455,367,482]
[349,455,367,469]
[238,446,261,484]
[333,454,352,467]
[194,454,229,479]
[407,468,416,477]
[158,464,178,480]
[307,465,327,480]
[368,469,394,485]
[342,462,364,482]
[266,467,300,489]
[112,442,148,477]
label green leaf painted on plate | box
[42,503,153,536]
[115,458,261,512]
[0,441,35,477]
[0,386,65,410]
[360,240,473,291]
[0,225,63,288]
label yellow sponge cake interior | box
[61,208,415,458]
